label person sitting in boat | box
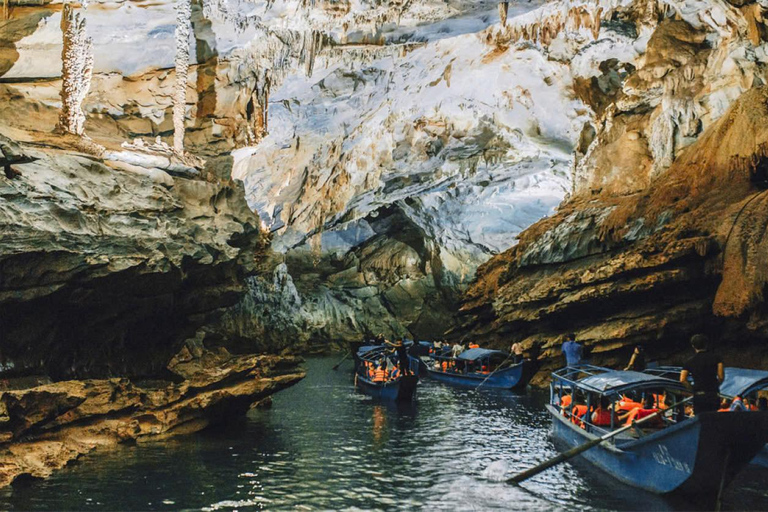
[591,396,618,427]
[469,341,480,349]
[679,334,724,415]
[561,333,583,367]
[570,399,589,427]
[389,364,400,380]
[623,344,646,372]
[726,395,747,412]
[615,394,643,414]
[619,395,663,427]
[373,361,388,383]
[558,393,572,415]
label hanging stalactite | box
[58,3,94,137]
[174,0,192,155]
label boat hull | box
[549,405,768,498]
[356,374,418,401]
[423,361,532,390]
[751,446,768,468]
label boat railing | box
[550,367,690,442]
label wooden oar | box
[332,352,351,371]
[475,352,515,391]
[508,397,692,484]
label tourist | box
[679,334,724,415]
[623,345,646,372]
[621,395,663,427]
[561,333,583,367]
[373,361,387,382]
[591,396,617,427]
[729,395,747,412]
[511,342,524,364]
[451,342,463,358]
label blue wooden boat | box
[719,367,768,468]
[549,365,768,500]
[354,346,419,401]
[420,345,533,390]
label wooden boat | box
[719,367,768,468]
[420,344,534,390]
[549,365,768,501]
[354,346,419,401]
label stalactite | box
[502,0,612,47]
[498,1,509,27]
[58,3,94,137]
[174,0,192,155]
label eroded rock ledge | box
[0,347,304,487]
[454,86,768,386]
[0,143,267,379]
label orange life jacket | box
[571,405,588,427]
[625,408,662,427]
[469,343,480,349]
[616,397,643,413]
[560,394,572,408]
[441,361,448,371]
[374,368,387,382]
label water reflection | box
[0,357,765,510]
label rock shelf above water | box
[0,349,305,487]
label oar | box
[332,352,351,371]
[508,397,692,484]
[475,353,514,391]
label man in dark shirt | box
[679,334,724,414]
[386,338,412,376]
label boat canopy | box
[357,346,383,356]
[553,366,687,395]
[457,348,506,361]
[720,367,768,398]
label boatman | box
[386,338,412,376]
[510,342,524,364]
[561,333,583,367]
[679,334,724,415]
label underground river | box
[2,357,767,511]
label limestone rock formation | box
[0,347,304,487]
[456,84,768,384]
[0,141,266,379]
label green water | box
[1,357,766,510]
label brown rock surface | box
[0,347,304,487]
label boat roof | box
[457,348,506,361]
[553,365,686,394]
[720,367,768,397]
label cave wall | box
[454,0,768,384]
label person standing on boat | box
[679,334,724,414]
[511,342,524,364]
[385,338,412,376]
[623,345,646,372]
[561,333,583,367]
